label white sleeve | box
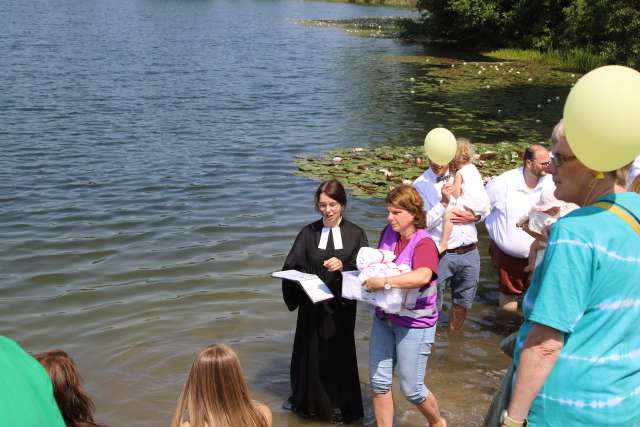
[426,202,446,230]
[485,176,505,211]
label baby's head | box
[533,188,564,217]
[452,138,475,170]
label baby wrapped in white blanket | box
[341,247,419,313]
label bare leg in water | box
[448,303,467,333]
[372,391,447,427]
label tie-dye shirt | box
[514,192,640,426]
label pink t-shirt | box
[376,229,440,328]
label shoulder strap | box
[592,201,640,236]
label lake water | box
[1,1,514,425]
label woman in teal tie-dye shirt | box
[503,121,640,427]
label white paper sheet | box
[272,270,334,303]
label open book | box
[272,270,334,304]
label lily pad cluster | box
[295,142,530,199]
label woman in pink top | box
[364,185,447,427]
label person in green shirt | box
[0,336,66,427]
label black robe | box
[282,218,368,423]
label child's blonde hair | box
[171,344,269,427]
[631,175,640,193]
[453,138,475,169]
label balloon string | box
[582,174,604,206]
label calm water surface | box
[1,1,515,425]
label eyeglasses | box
[550,153,578,168]
[538,160,551,167]
[318,202,341,210]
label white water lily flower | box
[333,156,343,163]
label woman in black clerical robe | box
[281,179,368,424]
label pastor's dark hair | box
[315,179,347,208]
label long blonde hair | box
[171,344,269,427]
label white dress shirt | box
[413,168,488,248]
[485,167,554,258]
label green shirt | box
[514,192,640,426]
[0,336,65,427]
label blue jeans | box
[368,314,436,405]
[437,248,480,310]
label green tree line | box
[412,0,640,68]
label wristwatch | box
[383,277,392,290]
[500,410,527,427]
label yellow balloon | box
[563,65,640,171]
[424,127,457,165]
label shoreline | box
[295,17,580,197]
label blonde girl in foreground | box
[171,344,272,427]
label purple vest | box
[375,225,439,328]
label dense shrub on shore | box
[410,0,640,70]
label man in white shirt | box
[414,143,489,331]
[485,144,554,312]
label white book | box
[272,270,334,304]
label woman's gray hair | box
[550,119,566,146]
[554,118,630,185]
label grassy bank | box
[483,48,606,73]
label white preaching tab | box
[332,226,343,250]
[272,270,334,303]
[318,217,343,250]
[318,227,331,250]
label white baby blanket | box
[342,247,420,313]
